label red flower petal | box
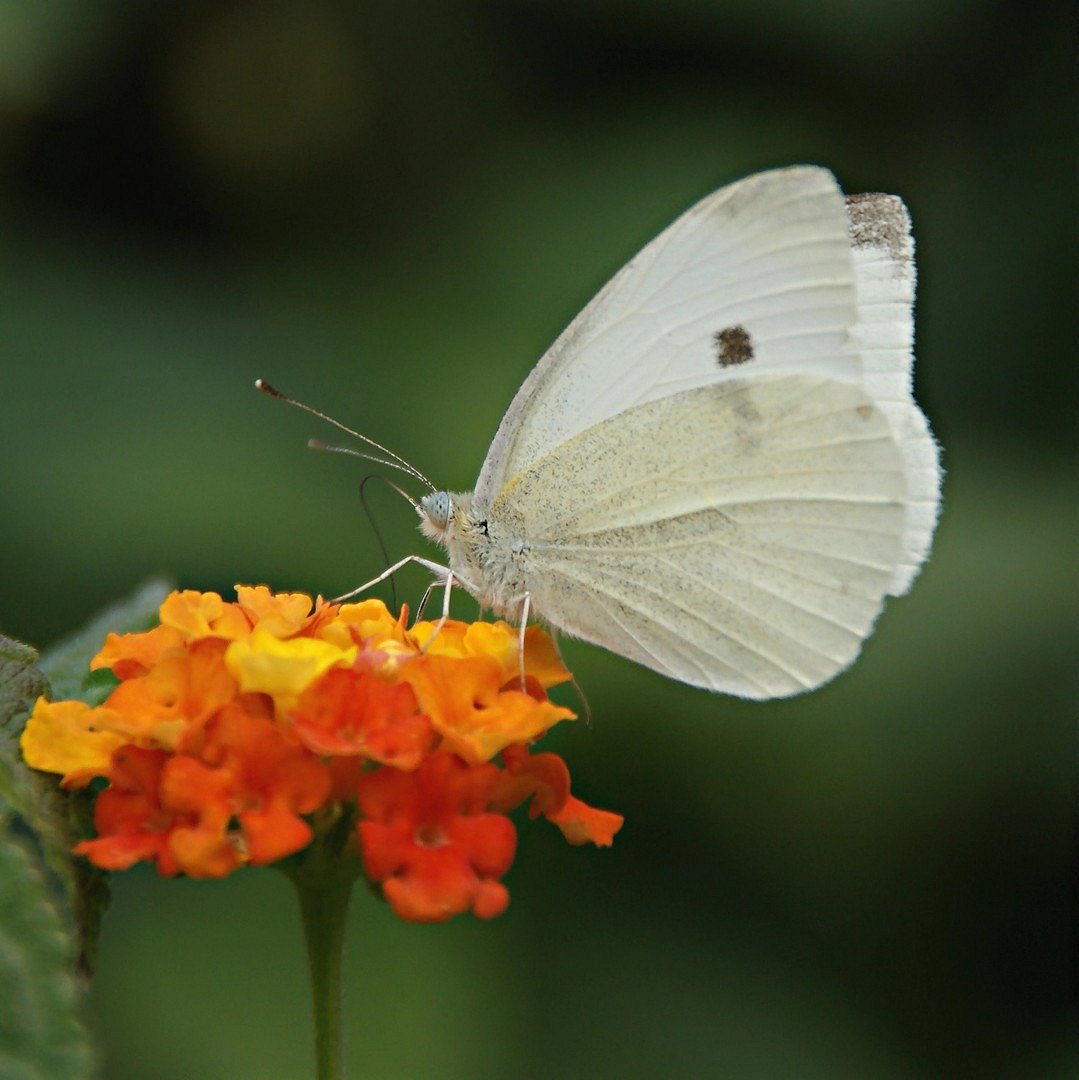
[292,667,433,769]
[549,796,624,847]
[493,743,623,847]
[491,743,570,818]
[75,747,186,875]
[357,754,517,922]
[240,802,314,865]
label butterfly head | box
[418,491,451,534]
[418,488,481,547]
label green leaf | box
[0,580,171,978]
[0,636,47,740]
[61,788,111,978]
[0,635,52,892]
[0,824,95,1080]
[0,633,53,840]
[0,633,111,976]
[39,576,173,706]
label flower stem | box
[283,810,362,1080]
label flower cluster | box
[20,587,621,921]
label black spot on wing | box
[845,193,910,261]
[713,325,754,367]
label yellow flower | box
[410,619,571,690]
[20,698,126,788]
[318,598,409,651]
[225,626,357,708]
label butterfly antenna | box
[307,440,423,505]
[358,474,400,610]
[255,379,435,490]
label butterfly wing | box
[845,194,940,594]
[489,375,907,698]
[474,166,865,512]
[475,166,940,604]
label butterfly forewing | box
[474,166,864,512]
[845,194,940,594]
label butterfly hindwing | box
[489,374,906,697]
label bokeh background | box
[1,2,1075,1077]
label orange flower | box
[159,589,250,641]
[494,744,624,847]
[157,757,240,877]
[161,706,331,875]
[91,623,185,679]
[409,619,571,690]
[21,585,620,921]
[547,795,624,847]
[75,747,184,874]
[491,744,569,818]
[104,637,237,748]
[357,754,516,921]
[74,712,332,879]
[292,666,433,770]
[402,653,574,764]
[319,598,409,653]
[234,585,320,639]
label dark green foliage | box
[0,580,172,1071]
[0,637,93,1077]
[0,829,95,1079]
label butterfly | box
[262,165,940,699]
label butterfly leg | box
[414,580,439,622]
[418,570,467,654]
[517,592,531,690]
[332,556,450,603]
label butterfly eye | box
[421,492,453,531]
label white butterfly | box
[264,165,941,699]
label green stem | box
[283,811,361,1080]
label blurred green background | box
[1,2,1075,1077]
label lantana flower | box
[20,586,621,923]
